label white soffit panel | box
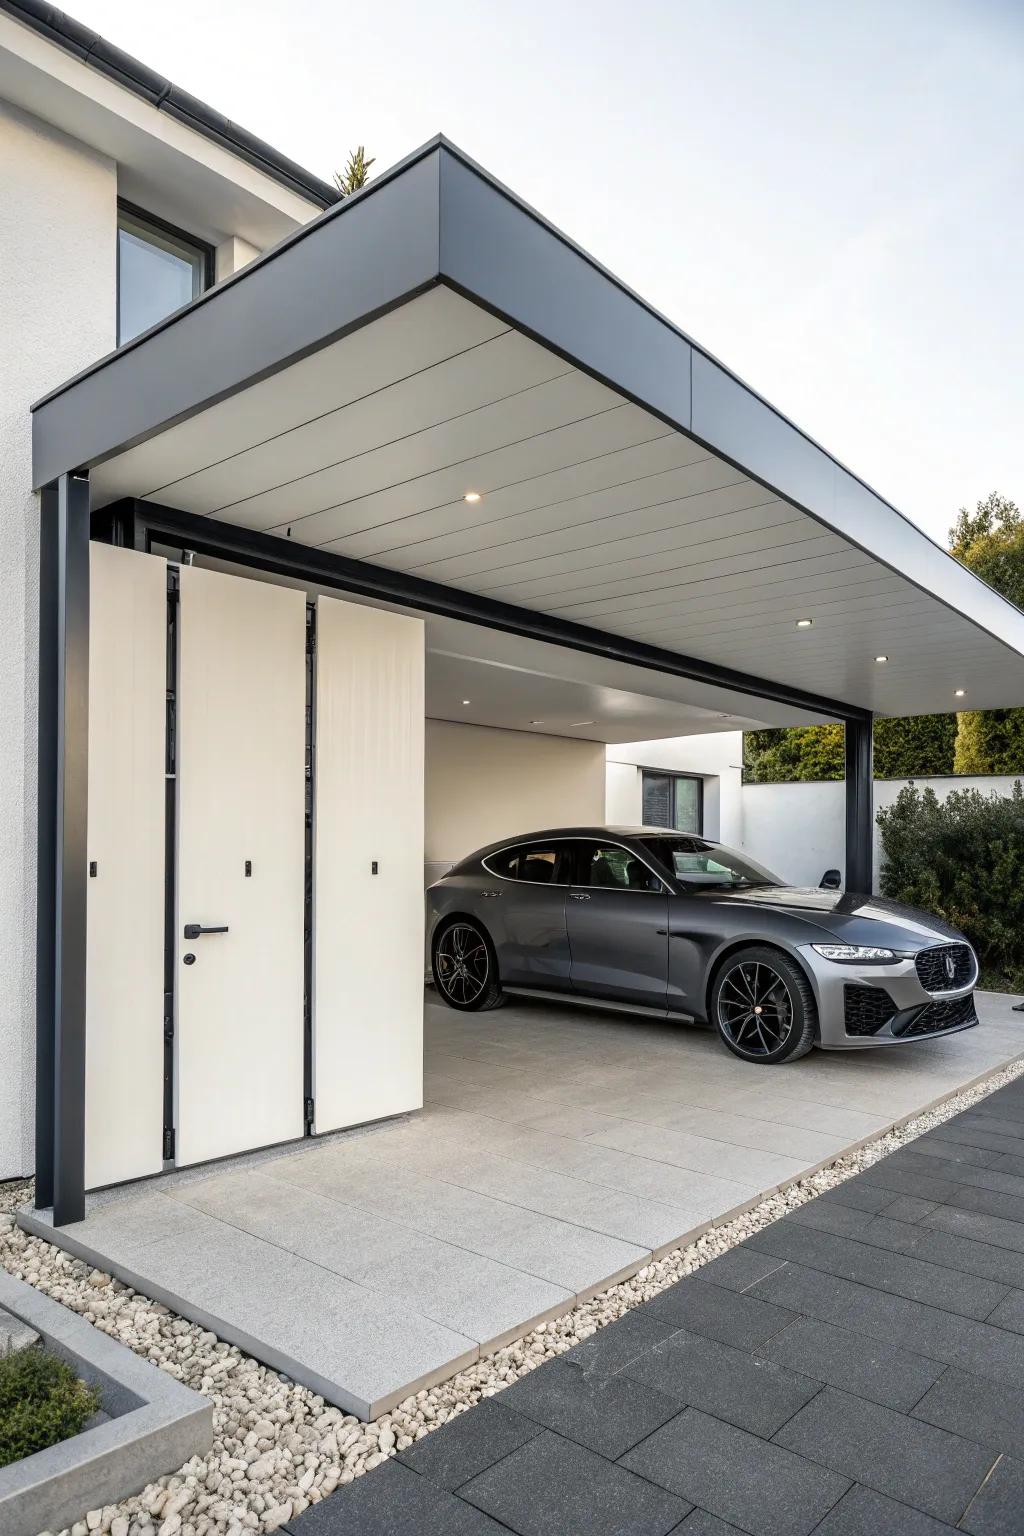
[313,596,425,1134]
[86,543,166,1188]
[92,288,1024,717]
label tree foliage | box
[949,492,1024,610]
[334,145,375,196]
[743,715,956,783]
[874,714,957,777]
[877,782,1024,990]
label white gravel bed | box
[3,1054,1023,1536]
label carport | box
[30,135,1024,1256]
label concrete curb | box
[0,1269,212,1536]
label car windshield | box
[641,836,783,890]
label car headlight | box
[811,943,896,963]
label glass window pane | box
[673,776,701,833]
[118,211,206,345]
[580,843,659,891]
[642,772,672,827]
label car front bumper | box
[797,945,980,1049]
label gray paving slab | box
[280,1458,508,1534]
[620,1327,820,1437]
[773,1386,996,1524]
[745,1219,1011,1318]
[169,1168,573,1348]
[860,1213,1024,1288]
[756,1315,945,1411]
[497,1355,680,1458]
[645,1276,796,1349]
[913,1366,1024,1460]
[397,1398,541,1491]
[461,1429,689,1536]
[621,1407,850,1536]
[959,1455,1024,1535]
[562,1308,677,1377]
[811,1485,957,1536]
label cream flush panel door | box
[86,543,166,1189]
[314,597,425,1133]
[175,565,306,1165]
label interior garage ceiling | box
[94,285,1019,718]
[178,548,814,743]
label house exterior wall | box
[0,100,116,1179]
[425,720,606,869]
[606,732,744,843]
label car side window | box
[578,842,663,892]
[488,843,570,884]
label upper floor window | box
[117,203,213,345]
[641,770,703,834]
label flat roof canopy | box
[33,137,1024,719]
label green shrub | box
[874,714,957,777]
[0,1346,100,1468]
[877,782,1024,991]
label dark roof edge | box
[0,0,341,209]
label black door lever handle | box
[183,923,229,939]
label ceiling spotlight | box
[461,698,471,705]
[955,688,966,698]
[795,618,813,628]
[463,491,482,504]
[875,655,888,664]
[530,719,545,726]
[570,720,595,727]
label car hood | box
[687,885,966,949]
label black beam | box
[123,499,868,725]
[38,474,91,1225]
[845,716,874,894]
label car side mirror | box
[820,868,842,890]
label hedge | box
[876,782,1024,991]
[0,1346,99,1468]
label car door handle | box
[570,892,591,901]
[183,923,230,939]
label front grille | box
[893,994,978,1038]
[844,984,896,1036]
[915,943,975,992]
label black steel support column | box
[845,716,874,895]
[35,473,90,1225]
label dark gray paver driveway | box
[285,1073,1024,1535]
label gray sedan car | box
[426,827,979,1063]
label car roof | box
[474,826,719,848]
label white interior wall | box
[0,100,116,1179]
[426,720,606,867]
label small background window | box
[117,203,212,345]
[641,771,703,833]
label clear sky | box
[69,0,1023,547]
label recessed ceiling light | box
[955,688,966,697]
[463,491,482,504]
[461,698,471,705]
[530,719,545,726]
[570,720,595,727]
[875,655,888,663]
[795,618,813,628]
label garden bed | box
[0,1269,211,1536]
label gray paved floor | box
[21,990,1024,1419]
[285,1071,1024,1535]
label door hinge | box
[163,1127,176,1160]
[304,1096,315,1127]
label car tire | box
[710,945,816,1064]
[431,918,506,1013]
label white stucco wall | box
[739,781,844,886]
[0,101,116,1178]
[605,732,744,843]
[426,720,606,866]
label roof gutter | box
[0,0,341,209]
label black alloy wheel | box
[432,920,505,1012]
[712,946,816,1063]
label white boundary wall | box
[606,734,1023,890]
